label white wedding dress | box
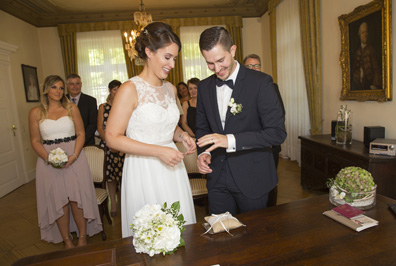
[121,76,196,237]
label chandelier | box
[124,0,153,65]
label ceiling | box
[0,0,269,27]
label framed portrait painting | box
[339,0,392,102]
[22,64,40,102]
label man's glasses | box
[246,64,261,69]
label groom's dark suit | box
[196,65,286,208]
[67,93,98,145]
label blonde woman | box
[29,75,102,249]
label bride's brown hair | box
[135,21,181,61]
[39,75,72,122]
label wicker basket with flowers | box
[327,166,376,210]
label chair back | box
[175,142,199,174]
[175,141,208,212]
[83,145,106,183]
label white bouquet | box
[131,201,186,257]
[47,147,68,168]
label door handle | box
[12,124,17,136]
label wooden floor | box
[0,158,325,266]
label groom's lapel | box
[209,76,224,134]
[225,66,245,123]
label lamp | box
[124,0,153,65]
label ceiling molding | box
[0,0,268,27]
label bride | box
[105,21,197,237]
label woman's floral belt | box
[43,135,76,145]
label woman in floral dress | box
[97,80,125,216]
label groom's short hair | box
[199,26,233,52]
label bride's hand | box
[181,134,196,155]
[158,147,185,167]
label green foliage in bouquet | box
[327,166,376,203]
[162,201,186,253]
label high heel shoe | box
[63,235,75,249]
[77,234,87,247]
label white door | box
[0,41,26,198]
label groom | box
[196,26,287,215]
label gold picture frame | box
[339,0,392,102]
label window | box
[77,30,128,105]
[179,26,223,82]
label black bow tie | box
[215,78,234,89]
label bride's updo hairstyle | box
[135,22,181,60]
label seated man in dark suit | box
[243,54,286,206]
[66,73,98,145]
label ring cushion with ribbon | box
[203,212,245,234]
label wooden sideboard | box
[299,134,396,199]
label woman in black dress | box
[181,78,199,137]
[97,80,125,216]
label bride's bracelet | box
[179,132,188,141]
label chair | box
[83,145,112,240]
[175,142,209,214]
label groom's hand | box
[197,153,212,174]
[197,133,228,153]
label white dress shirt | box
[216,61,239,153]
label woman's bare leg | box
[56,204,74,249]
[70,201,87,247]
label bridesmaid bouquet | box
[47,147,68,168]
[131,201,186,257]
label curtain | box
[268,0,282,83]
[299,0,323,135]
[59,33,78,77]
[58,20,137,78]
[58,17,242,87]
[76,30,128,105]
[226,25,243,64]
[276,0,310,165]
[180,25,221,81]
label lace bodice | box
[39,116,75,140]
[126,76,179,144]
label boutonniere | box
[228,98,243,115]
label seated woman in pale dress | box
[29,75,102,248]
[105,22,197,238]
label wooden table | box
[13,194,396,266]
[299,134,396,199]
